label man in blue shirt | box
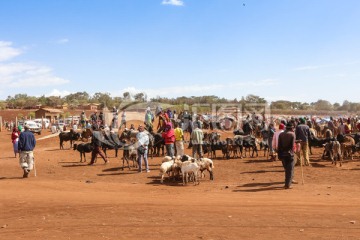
[18,125,36,178]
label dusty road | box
[1,125,360,240]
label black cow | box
[152,133,165,157]
[308,131,334,155]
[59,129,81,149]
[234,135,258,158]
[73,143,93,162]
[210,140,228,159]
[102,132,124,158]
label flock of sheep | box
[159,155,214,185]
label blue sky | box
[0,0,359,104]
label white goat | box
[162,155,176,163]
[181,155,214,181]
[159,160,176,184]
[174,159,200,186]
[196,157,215,180]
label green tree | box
[123,92,131,100]
[270,100,292,110]
[65,92,90,105]
[313,99,333,111]
[0,100,6,109]
[134,92,145,102]
[23,96,39,109]
[245,94,267,103]
[47,96,63,107]
[92,92,113,108]
[333,102,341,111]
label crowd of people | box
[7,104,360,186]
[267,115,360,189]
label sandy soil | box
[1,118,360,240]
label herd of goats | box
[56,115,360,184]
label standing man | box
[18,125,36,178]
[295,117,311,166]
[90,110,98,126]
[137,125,150,173]
[162,122,175,157]
[157,111,168,133]
[338,119,346,135]
[278,122,296,189]
[182,111,190,132]
[174,122,184,156]
[267,123,275,159]
[98,111,104,127]
[119,110,127,130]
[88,126,109,165]
[272,123,285,154]
[144,108,154,132]
[112,112,118,129]
[80,111,86,129]
[328,116,336,136]
[190,122,204,158]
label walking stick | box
[33,157,37,177]
[295,141,304,185]
[297,142,304,185]
[300,155,304,185]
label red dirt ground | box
[1,111,360,240]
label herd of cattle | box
[58,127,260,163]
[57,116,360,183]
[308,128,360,166]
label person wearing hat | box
[295,117,311,166]
[136,125,150,172]
[18,125,36,178]
[278,122,296,189]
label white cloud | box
[0,40,69,89]
[0,62,69,87]
[0,41,22,62]
[45,89,71,97]
[109,79,278,100]
[57,38,69,44]
[162,0,184,6]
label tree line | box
[1,92,360,113]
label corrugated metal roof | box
[37,108,63,113]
